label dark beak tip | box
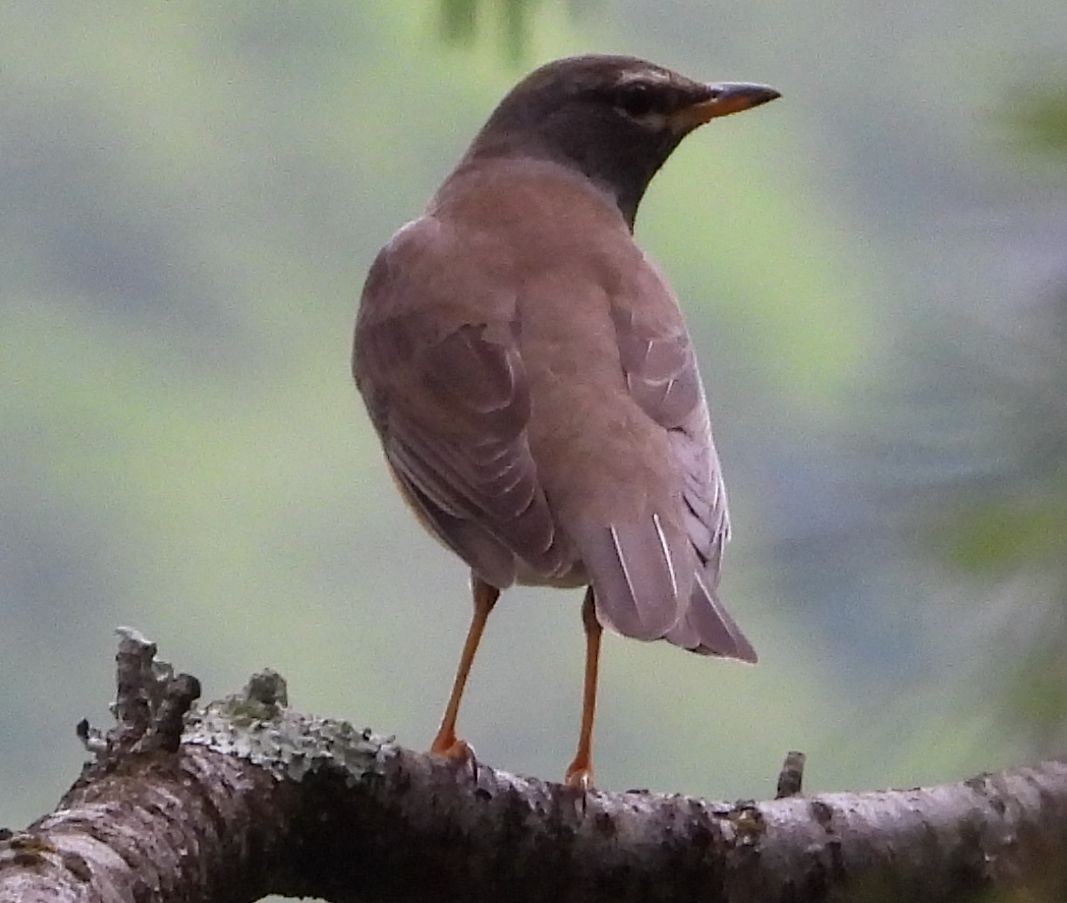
[702,81,782,117]
[745,85,782,107]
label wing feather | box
[573,519,686,640]
[609,302,755,660]
[355,284,567,586]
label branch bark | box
[2,631,1065,902]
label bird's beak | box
[671,82,781,131]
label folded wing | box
[354,249,567,589]
[607,303,756,662]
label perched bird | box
[353,54,778,788]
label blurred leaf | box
[440,0,478,46]
[923,286,1067,749]
[1014,86,1067,155]
[501,0,531,62]
[1004,624,1067,748]
[935,490,1067,575]
[439,0,538,60]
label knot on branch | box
[78,626,201,758]
[775,749,807,799]
[244,668,289,711]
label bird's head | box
[464,55,780,227]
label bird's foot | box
[564,761,594,815]
[429,734,479,781]
[564,762,594,792]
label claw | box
[564,763,594,792]
[563,763,593,815]
[431,737,479,782]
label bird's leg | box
[430,576,499,762]
[565,587,602,790]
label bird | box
[352,54,778,789]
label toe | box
[564,764,594,791]
[431,737,479,780]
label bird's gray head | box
[464,54,780,228]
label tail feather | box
[666,569,757,662]
[574,518,691,640]
[574,517,755,661]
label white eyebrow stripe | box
[616,69,672,86]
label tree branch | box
[2,632,1065,902]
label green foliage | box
[439,0,540,60]
[1014,84,1067,155]
[938,486,1067,575]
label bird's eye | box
[616,83,655,117]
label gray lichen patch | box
[183,669,396,786]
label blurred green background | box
[3,0,1067,871]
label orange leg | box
[565,587,602,789]
[430,576,499,760]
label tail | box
[665,568,757,662]
[572,516,691,640]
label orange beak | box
[671,82,781,131]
